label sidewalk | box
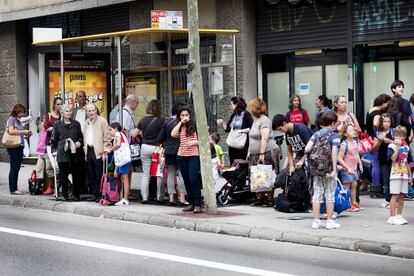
[0,162,413,259]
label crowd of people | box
[4,80,413,226]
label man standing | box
[109,94,126,124]
[117,94,139,137]
[84,103,109,202]
[72,90,88,131]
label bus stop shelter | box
[33,27,239,126]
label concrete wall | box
[216,0,257,128]
[0,21,28,161]
[0,0,135,23]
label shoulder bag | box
[2,120,21,148]
[226,129,247,149]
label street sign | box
[151,10,183,29]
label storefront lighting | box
[398,40,414,47]
[367,41,394,47]
[295,49,322,56]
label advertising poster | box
[125,77,157,124]
[49,71,108,118]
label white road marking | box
[0,226,294,276]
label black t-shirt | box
[366,110,381,138]
[138,116,165,146]
[377,130,394,165]
[285,124,313,157]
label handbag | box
[226,128,247,149]
[150,145,165,177]
[320,178,351,214]
[2,127,21,148]
[114,132,131,167]
[37,128,48,155]
[129,136,141,161]
[358,132,373,155]
[250,164,276,192]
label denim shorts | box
[117,162,131,174]
[341,171,359,183]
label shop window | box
[363,61,394,115]
[399,60,414,98]
[294,66,322,123]
[326,64,348,102]
[267,72,289,158]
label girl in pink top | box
[338,124,364,212]
[171,106,202,213]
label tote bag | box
[37,128,48,155]
[114,132,131,167]
[226,129,247,149]
[150,145,165,177]
[250,164,276,192]
[2,127,20,148]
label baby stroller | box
[216,159,254,205]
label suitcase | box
[100,158,121,206]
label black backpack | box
[309,131,335,177]
[274,168,310,213]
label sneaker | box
[381,202,390,208]
[326,219,340,230]
[182,205,195,212]
[115,199,129,206]
[193,206,202,213]
[312,219,323,229]
[397,215,408,225]
[348,205,360,212]
[387,216,401,225]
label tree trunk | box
[187,0,217,214]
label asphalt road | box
[0,206,413,276]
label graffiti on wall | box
[353,0,414,34]
[267,1,342,32]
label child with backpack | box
[105,122,131,206]
[337,124,364,212]
[305,112,341,230]
[372,113,395,206]
[387,125,411,225]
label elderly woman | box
[6,104,32,195]
[333,95,361,133]
[217,96,253,165]
[248,98,280,207]
[51,104,84,201]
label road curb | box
[1,194,413,260]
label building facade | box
[0,0,256,161]
[1,0,414,161]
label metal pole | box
[167,33,173,115]
[116,36,123,128]
[232,34,237,96]
[60,44,65,103]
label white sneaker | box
[387,216,401,225]
[326,219,340,230]
[312,219,323,229]
[115,199,129,206]
[319,213,338,220]
[397,215,408,225]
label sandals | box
[11,190,24,195]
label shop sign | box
[298,83,310,95]
[151,10,183,29]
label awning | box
[32,27,239,46]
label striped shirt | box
[177,127,199,156]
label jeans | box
[7,146,24,193]
[371,152,381,192]
[140,144,164,201]
[380,163,392,202]
[87,146,103,197]
[177,155,202,207]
